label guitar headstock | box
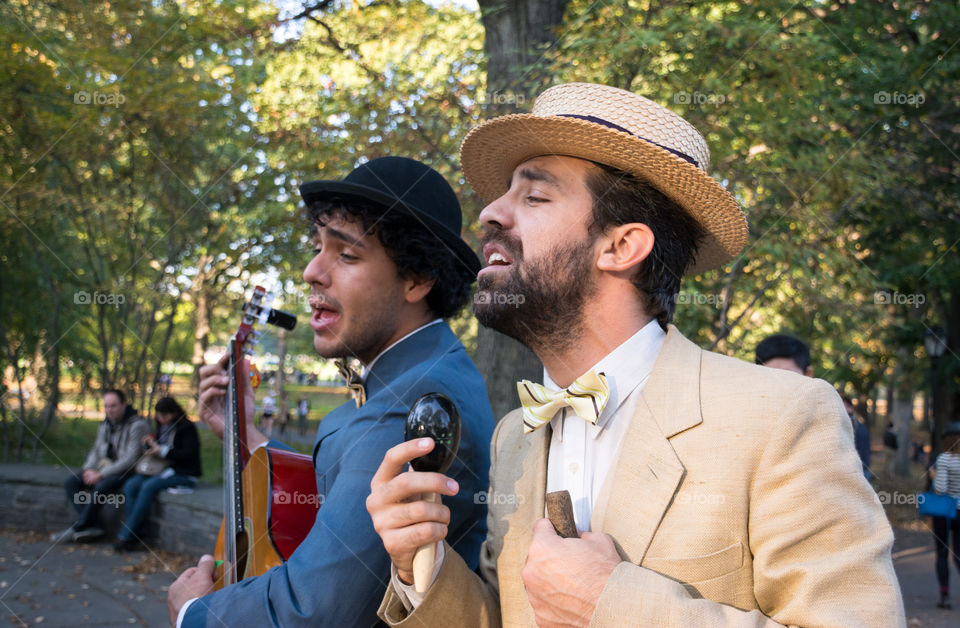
[234,285,270,357]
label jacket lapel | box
[500,415,550,547]
[590,325,704,563]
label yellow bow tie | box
[517,371,609,434]
[335,359,366,408]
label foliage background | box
[1,0,957,473]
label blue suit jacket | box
[184,322,494,627]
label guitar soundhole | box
[236,529,249,579]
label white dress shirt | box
[394,319,666,608]
[545,320,665,531]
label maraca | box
[404,393,461,592]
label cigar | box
[545,490,579,538]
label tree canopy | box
[1,0,957,466]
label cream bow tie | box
[335,359,366,408]
[517,370,609,434]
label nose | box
[478,191,514,231]
[303,251,330,287]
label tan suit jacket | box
[380,326,905,627]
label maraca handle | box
[412,492,439,593]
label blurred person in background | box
[931,421,960,609]
[114,396,202,552]
[54,389,148,543]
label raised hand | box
[197,353,263,450]
[366,438,460,584]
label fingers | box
[367,440,460,575]
[198,354,228,383]
[370,439,435,490]
[196,554,216,577]
[378,521,448,560]
[378,494,452,529]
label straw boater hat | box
[459,82,748,274]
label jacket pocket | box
[642,540,743,583]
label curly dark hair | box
[585,163,705,329]
[307,200,475,319]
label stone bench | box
[0,463,222,556]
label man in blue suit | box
[168,157,495,627]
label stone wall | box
[0,463,221,556]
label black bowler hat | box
[299,157,480,274]
[943,422,960,437]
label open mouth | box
[480,244,513,277]
[309,296,340,332]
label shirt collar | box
[543,319,666,438]
[360,319,443,381]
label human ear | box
[595,223,655,272]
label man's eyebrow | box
[313,221,366,248]
[325,225,366,248]
[509,166,562,190]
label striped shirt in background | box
[933,451,960,500]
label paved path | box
[1,517,957,626]
[894,523,958,627]
[0,528,188,627]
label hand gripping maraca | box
[404,393,461,593]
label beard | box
[473,232,596,352]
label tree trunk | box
[274,327,289,427]
[890,350,913,478]
[472,0,571,419]
[148,294,183,414]
[191,257,213,392]
[478,0,571,107]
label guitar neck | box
[222,338,246,586]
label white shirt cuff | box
[158,443,171,457]
[176,597,197,627]
[390,542,445,611]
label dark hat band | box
[558,114,699,168]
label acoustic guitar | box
[213,286,320,589]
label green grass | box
[26,381,351,483]
[31,416,321,485]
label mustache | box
[481,227,523,262]
[308,292,341,311]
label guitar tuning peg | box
[243,347,254,356]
